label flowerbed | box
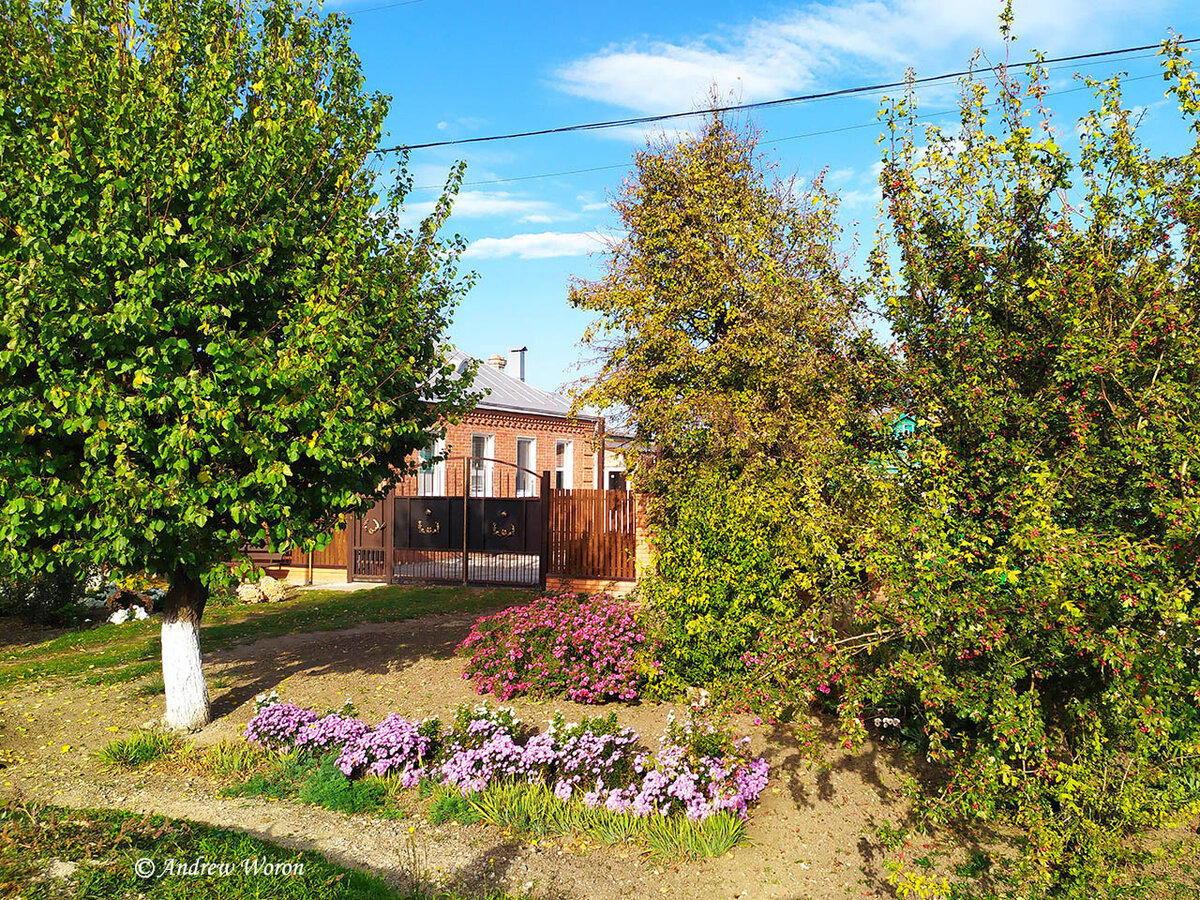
[456,592,656,703]
[243,702,768,823]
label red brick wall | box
[441,409,600,490]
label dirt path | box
[0,611,925,899]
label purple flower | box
[244,703,319,750]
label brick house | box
[431,347,603,494]
[268,347,608,584]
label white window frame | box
[555,439,574,490]
[470,433,495,497]
[516,437,537,497]
[417,438,446,496]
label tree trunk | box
[161,568,211,730]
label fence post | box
[384,493,397,585]
[539,470,551,590]
[462,458,470,584]
[345,515,356,583]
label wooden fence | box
[309,526,347,568]
[547,488,635,582]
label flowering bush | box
[457,592,656,703]
[243,702,318,750]
[295,713,371,757]
[242,700,769,824]
[337,714,441,785]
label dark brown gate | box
[348,457,548,587]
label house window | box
[417,438,445,496]
[470,434,494,497]
[555,440,573,489]
[516,438,537,497]
[607,470,627,491]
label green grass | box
[221,751,408,819]
[0,584,530,688]
[461,780,747,860]
[427,786,480,826]
[0,802,519,900]
[199,741,266,777]
[96,731,179,769]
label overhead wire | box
[405,67,1168,192]
[377,37,1199,155]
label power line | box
[406,70,1166,192]
[336,0,426,15]
[377,37,1198,155]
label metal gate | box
[348,457,548,587]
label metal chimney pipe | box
[508,346,528,382]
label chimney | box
[485,353,507,371]
[508,346,527,382]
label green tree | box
[783,38,1200,888]
[0,0,474,728]
[570,112,888,684]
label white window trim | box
[555,440,574,490]
[516,437,537,497]
[471,433,495,497]
[418,438,446,496]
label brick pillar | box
[633,492,654,583]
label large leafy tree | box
[798,38,1200,885]
[570,113,887,683]
[0,0,474,728]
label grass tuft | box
[461,780,747,858]
[643,810,745,860]
[97,730,178,769]
[427,785,480,826]
[201,741,266,777]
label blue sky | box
[333,0,1200,396]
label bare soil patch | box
[0,609,930,899]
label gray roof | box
[447,348,597,421]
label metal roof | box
[447,348,597,421]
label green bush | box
[641,467,837,688]
[0,569,88,626]
[297,755,387,815]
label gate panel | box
[349,498,389,581]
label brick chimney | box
[485,353,507,371]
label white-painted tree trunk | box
[162,618,211,729]
[161,569,212,730]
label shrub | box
[457,592,654,703]
[243,702,318,750]
[0,569,90,626]
[639,467,846,690]
[298,754,388,815]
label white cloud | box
[405,189,555,220]
[554,0,1155,114]
[463,231,610,260]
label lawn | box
[0,802,521,900]
[0,584,530,689]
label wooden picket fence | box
[547,488,636,582]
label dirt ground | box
[0,610,937,900]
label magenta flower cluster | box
[243,701,770,823]
[456,592,655,703]
[242,702,318,750]
[295,714,370,756]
